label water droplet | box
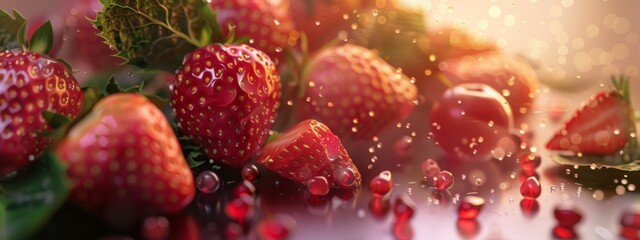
[196,170,221,193]
[241,164,260,183]
[334,168,357,188]
[306,176,330,196]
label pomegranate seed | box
[457,196,485,220]
[393,221,413,240]
[306,176,330,196]
[520,176,541,199]
[421,159,441,179]
[620,226,639,240]
[257,214,296,240]
[369,197,391,217]
[370,171,393,197]
[518,171,540,184]
[456,219,480,238]
[393,194,416,222]
[232,180,256,199]
[195,170,221,193]
[621,206,640,228]
[519,199,540,218]
[394,136,413,158]
[225,195,255,224]
[519,154,541,172]
[554,203,582,227]
[141,216,169,240]
[334,168,357,188]
[552,226,577,239]
[225,222,244,239]
[241,164,260,183]
[433,171,454,190]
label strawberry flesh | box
[257,119,361,189]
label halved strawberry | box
[546,76,637,155]
[55,93,195,217]
[256,119,361,189]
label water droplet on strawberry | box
[393,194,416,222]
[257,214,297,240]
[520,176,541,199]
[370,171,393,197]
[141,216,169,240]
[241,164,260,183]
[334,168,357,188]
[225,195,255,224]
[458,196,485,220]
[433,171,454,190]
[306,176,330,196]
[196,170,221,193]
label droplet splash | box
[196,170,221,193]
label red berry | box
[241,164,261,183]
[554,203,583,227]
[171,44,280,167]
[257,214,297,240]
[393,194,416,222]
[225,195,255,224]
[620,226,639,240]
[196,170,221,193]
[433,171,454,190]
[370,171,393,197]
[520,176,541,199]
[421,159,441,179]
[456,219,480,238]
[306,176,330,196]
[457,196,485,220]
[1,51,83,176]
[141,216,170,240]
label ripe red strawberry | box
[288,0,360,52]
[170,44,280,167]
[55,93,195,216]
[210,0,294,64]
[440,52,539,122]
[256,119,361,189]
[0,51,83,176]
[546,76,637,155]
[295,44,417,139]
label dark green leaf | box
[55,58,74,72]
[200,6,223,45]
[96,0,210,71]
[0,154,69,240]
[41,111,71,129]
[124,80,144,93]
[186,152,205,169]
[0,9,26,51]
[104,76,122,95]
[81,87,101,113]
[27,21,53,55]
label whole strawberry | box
[170,44,280,167]
[55,93,195,216]
[210,0,294,64]
[257,119,361,189]
[288,0,360,52]
[0,49,83,176]
[295,44,417,139]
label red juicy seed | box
[141,216,170,240]
[306,176,330,196]
[241,164,261,183]
[456,219,480,238]
[225,222,244,240]
[257,214,297,240]
[394,136,414,158]
[232,180,256,199]
[519,199,540,218]
[195,170,221,193]
[457,196,485,220]
[620,226,640,240]
[392,221,413,240]
[554,204,583,227]
[369,197,391,217]
[519,154,541,172]
[433,171,454,190]
[370,171,393,197]
[520,176,541,199]
[621,206,640,228]
[333,168,357,188]
[421,159,441,179]
[552,226,578,239]
[393,194,416,222]
[225,196,255,224]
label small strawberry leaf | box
[27,21,53,55]
[186,152,205,169]
[41,111,71,129]
[200,6,224,45]
[0,9,26,51]
[55,58,74,72]
[104,76,122,95]
[0,154,69,240]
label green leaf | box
[186,152,205,169]
[55,58,74,72]
[266,131,281,144]
[27,21,53,55]
[200,6,224,45]
[104,76,122,95]
[551,154,640,171]
[81,87,101,114]
[96,0,211,71]
[144,94,168,109]
[0,9,26,51]
[0,154,69,240]
[41,111,71,129]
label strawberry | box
[294,44,417,139]
[210,0,294,64]
[288,0,360,52]
[55,93,195,216]
[546,76,637,155]
[170,44,280,167]
[256,119,361,189]
[0,50,83,176]
[428,26,497,62]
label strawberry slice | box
[256,119,361,189]
[546,76,637,155]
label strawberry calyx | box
[611,75,639,159]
